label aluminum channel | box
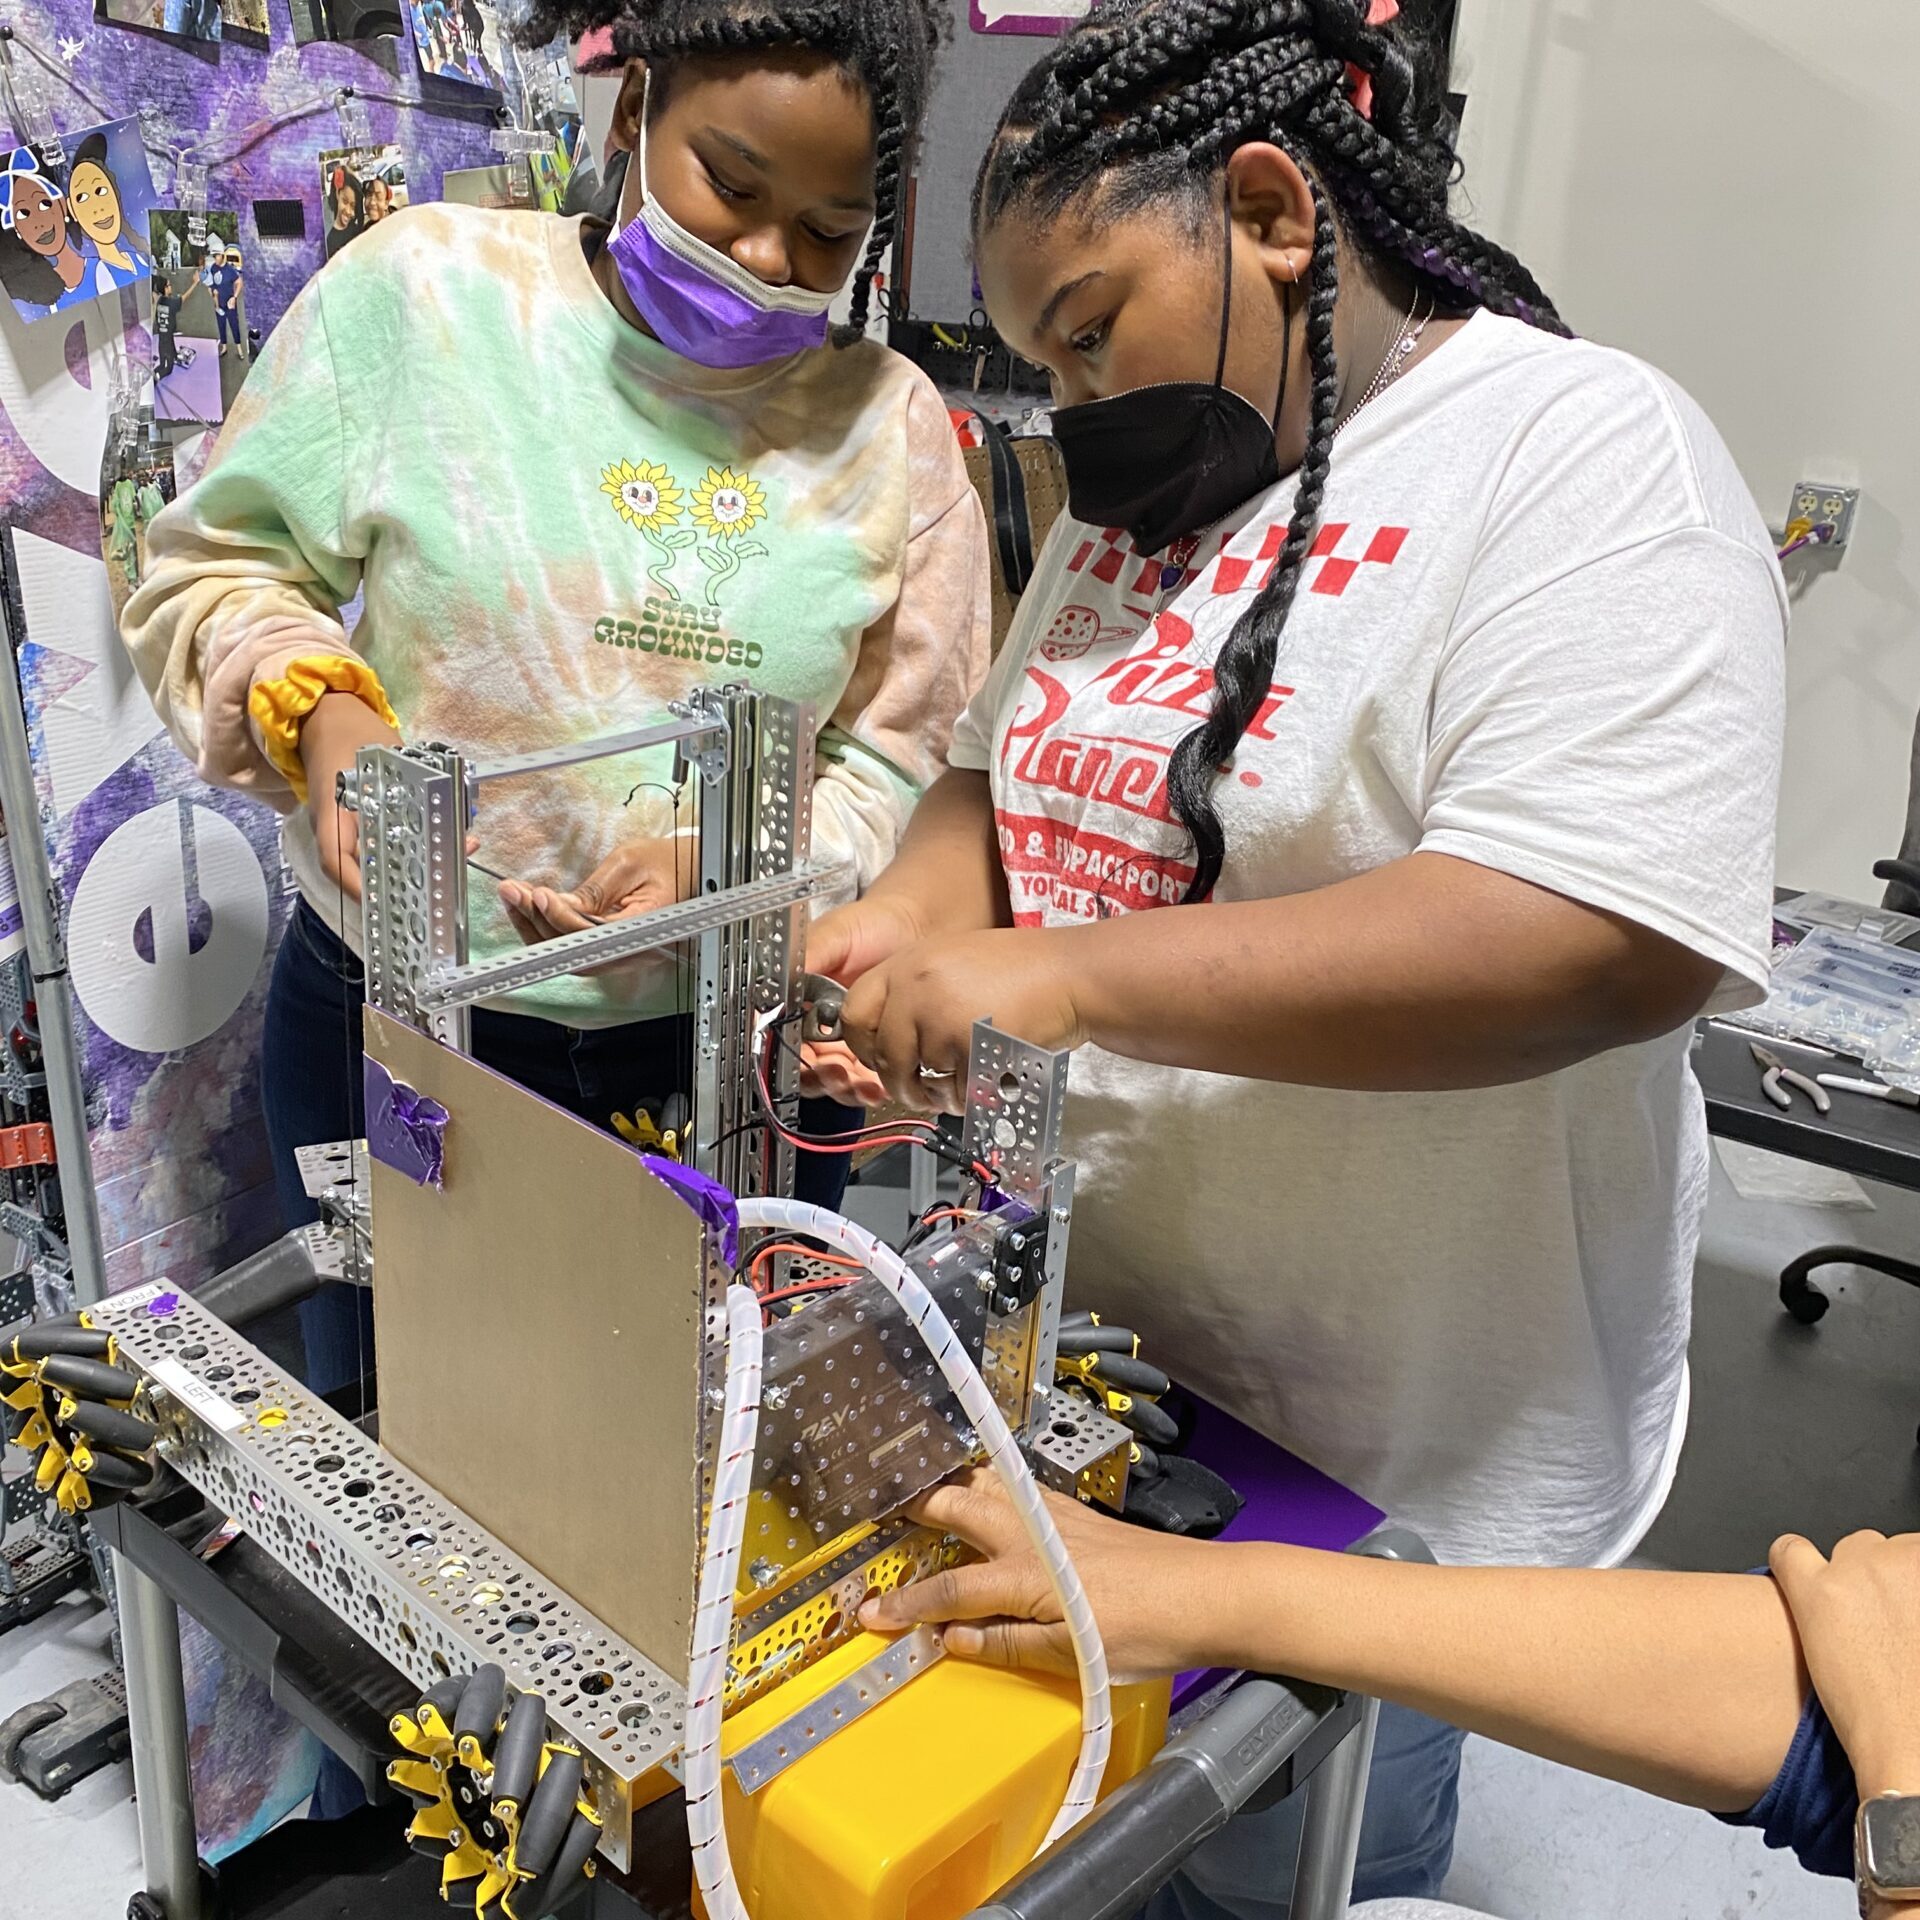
[89,1283,683,1871]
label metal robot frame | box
[90,686,1380,1920]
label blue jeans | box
[1147,1704,1467,1920]
[261,901,860,1394]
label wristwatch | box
[1857,1795,1920,1915]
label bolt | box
[763,1383,789,1411]
[749,1557,779,1589]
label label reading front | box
[109,1281,172,1313]
[148,1358,246,1434]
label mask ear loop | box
[1211,185,1234,395]
[635,69,653,205]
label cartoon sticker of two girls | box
[0,124,157,324]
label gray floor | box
[1437,1147,1920,1920]
[3,1150,1912,1919]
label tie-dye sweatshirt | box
[121,202,989,1026]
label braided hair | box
[519,0,950,334]
[975,0,1564,903]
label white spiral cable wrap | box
[732,1197,1112,1849]
[684,1283,763,1920]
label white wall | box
[1451,0,1920,898]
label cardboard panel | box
[365,1007,700,1680]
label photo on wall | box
[220,0,271,34]
[100,434,179,621]
[318,144,409,261]
[95,0,223,40]
[408,0,506,88]
[151,208,250,418]
[0,122,158,323]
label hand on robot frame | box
[1,1313,160,1515]
[389,1663,602,1918]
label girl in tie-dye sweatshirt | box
[120,9,981,1390]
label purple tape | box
[362,1058,450,1190]
[640,1156,739,1266]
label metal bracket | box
[727,1625,944,1794]
[3,1474,50,1528]
[417,863,845,1013]
[1026,1389,1131,1514]
[0,1264,33,1329]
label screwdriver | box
[1816,1074,1920,1108]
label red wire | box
[755,1031,942,1155]
[746,1240,861,1289]
[754,1025,1003,1188]
[757,1277,858,1310]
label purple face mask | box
[606,91,835,368]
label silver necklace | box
[1347,292,1433,425]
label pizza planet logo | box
[592,598,765,669]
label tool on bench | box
[1750,1041,1832,1114]
[1816,1073,1920,1108]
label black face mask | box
[1050,195,1289,558]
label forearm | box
[811,737,916,897]
[864,769,1010,939]
[1206,1547,1807,1812]
[1057,850,1722,1090]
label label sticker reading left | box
[149,1358,247,1434]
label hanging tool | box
[1749,1042,1831,1114]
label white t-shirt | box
[950,312,1787,1569]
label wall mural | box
[1,0,519,1863]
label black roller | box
[454,1665,508,1755]
[514,1746,582,1878]
[490,1690,547,1815]
[65,1399,158,1453]
[39,1354,139,1403]
[1057,1309,1096,1332]
[1130,1442,1162,1481]
[13,1321,109,1363]
[1115,1394,1179,1449]
[509,1805,599,1918]
[1056,1326,1136,1358]
[80,1450,157,1492]
[420,1673,467,1732]
[1088,1352,1170,1398]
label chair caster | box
[128,1896,166,1920]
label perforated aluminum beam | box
[89,1283,683,1872]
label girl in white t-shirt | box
[809,0,1785,1913]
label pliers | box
[1750,1042,1831,1115]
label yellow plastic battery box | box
[705,1629,1169,1920]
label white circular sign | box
[68,802,271,1054]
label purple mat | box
[1170,1399,1385,1711]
